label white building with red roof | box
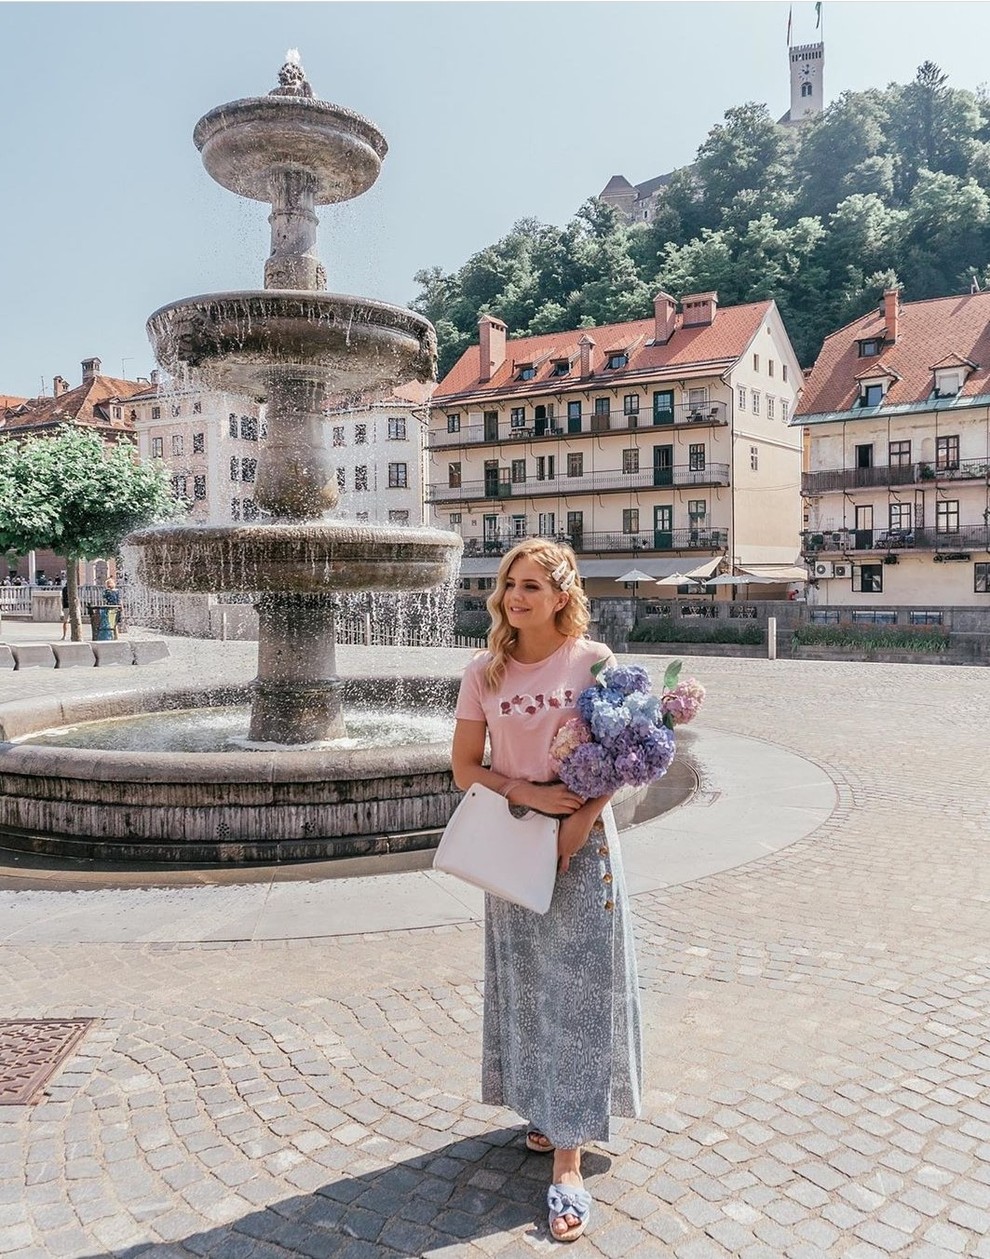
[429,292,804,600]
[794,287,990,607]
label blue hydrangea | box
[561,672,679,800]
[602,665,651,696]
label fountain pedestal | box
[249,593,344,744]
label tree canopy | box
[0,425,182,638]
[412,64,990,377]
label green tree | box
[899,170,990,296]
[0,425,182,640]
[887,63,984,196]
[694,103,793,225]
[793,89,892,216]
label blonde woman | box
[451,539,642,1243]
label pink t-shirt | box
[455,636,616,783]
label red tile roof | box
[797,290,990,417]
[0,375,145,438]
[435,301,775,402]
[0,395,27,409]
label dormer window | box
[606,352,628,370]
[858,338,883,357]
[934,371,962,398]
[551,360,570,377]
[516,364,536,381]
[861,383,884,407]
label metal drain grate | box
[0,1019,95,1105]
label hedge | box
[629,619,765,645]
[791,623,950,652]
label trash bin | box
[87,603,120,641]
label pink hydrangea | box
[661,677,706,725]
[548,716,592,770]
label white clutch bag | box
[433,782,559,914]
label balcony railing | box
[802,525,990,553]
[461,528,729,557]
[429,462,730,504]
[429,400,729,449]
[802,460,990,495]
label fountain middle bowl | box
[126,521,463,594]
[146,290,437,397]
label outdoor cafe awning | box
[737,565,809,582]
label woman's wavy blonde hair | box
[483,539,590,690]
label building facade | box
[324,393,429,526]
[129,376,265,526]
[794,288,990,608]
[429,295,804,603]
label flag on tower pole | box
[816,1,823,29]
[787,4,793,45]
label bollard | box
[768,615,777,661]
[364,611,372,646]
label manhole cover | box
[0,1019,95,1105]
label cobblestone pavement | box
[2,637,990,1258]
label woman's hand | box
[557,810,595,875]
[517,782,584,816]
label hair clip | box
[550,560,577,592]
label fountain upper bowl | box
[146,290,437,396]
[193,95,387,204]
[125,521,464,594]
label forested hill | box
[412,64,990,378]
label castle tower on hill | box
[787,41,825,124]
[599,26,825,222]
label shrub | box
[629,619,764,645]
[791,623,949,652]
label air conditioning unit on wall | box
[813,561,833,578]
[832,562,851,579]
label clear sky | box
[2,0,989,399]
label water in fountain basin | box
[17,705,454,754]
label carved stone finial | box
[270,50,313,98]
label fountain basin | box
[194,95,387,204]
[0,680,462,862]
[146,291,437,396]
[126,522,462,594]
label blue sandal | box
[547,1181,592,1242]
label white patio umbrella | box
[654,572,704,587]
[615,568,657,599]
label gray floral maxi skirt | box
[481,804,643,1148]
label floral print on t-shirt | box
[498,687,575,717]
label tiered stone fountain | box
[0,56,464,862]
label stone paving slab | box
[1,640,990,1257]
[0,726,833,944]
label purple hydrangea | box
[557,666,689,800]
[557,741,623,797]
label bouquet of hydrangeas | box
[548,660,705,799]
